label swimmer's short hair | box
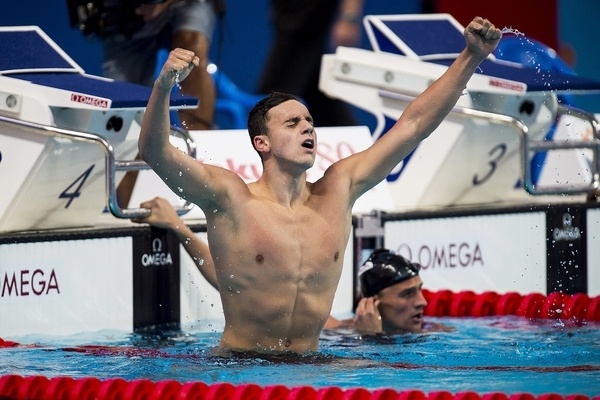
[247,92,300,158]
[358,249,421,297]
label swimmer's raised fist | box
[464,17,502,57]
[155,48,200,90]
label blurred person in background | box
[257,0,364,127]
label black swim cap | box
[358,249,421,297]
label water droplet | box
[501,27,525,36]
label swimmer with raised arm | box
[138,16,501,354]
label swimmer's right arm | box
[138,48,241,209]
[138,49,203,198]
[353,297,382,335]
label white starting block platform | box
[0,26,198,232]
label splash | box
[494,26,537,65]
[501,26,525,36]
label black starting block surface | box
[364,14,600,93]
[0,26,197,109]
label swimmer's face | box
[263,100,316,169]
[376,276,427,333]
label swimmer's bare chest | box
[208,193,351,352]
[208,195,350,289]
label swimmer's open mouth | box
[301,139,314,149]
[412,312,423,320]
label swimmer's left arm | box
[340,17,501,201]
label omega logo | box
[395,242,484,269]
[1,269,60,297]
[553,213,581,242]
[141,238,174,266]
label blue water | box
[1,316,599,396]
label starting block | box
[0,26,197,232]
[319,14,600,210]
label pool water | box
[1,316,598,397]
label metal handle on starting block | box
[0,114,195,222]
[379,90,600,199]
[108,125,197,219]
